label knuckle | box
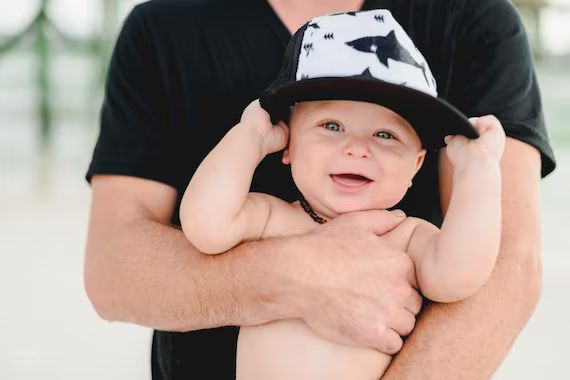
[405,284,419,302]
[370,322,388,342]
[368,321,388,340]
[403,314,417,336]
[385,305,401,323]
[413,297,423,315]
[371,320,404,354]
[383,334,403,354]
[391,337,404,353]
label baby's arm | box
[180,100,289,254]
[408,116,505,302]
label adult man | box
[84,0,556,378]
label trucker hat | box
[259,9,478,150]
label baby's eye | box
[374,131,395,140]
[321,121,342,132]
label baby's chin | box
[324,201,393,218]
[300,192,404,219]
[331,194,408,216]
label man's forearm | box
[382,242,541,379]
[85,216,294,332]
[383,139,542,379]
[86,175,422,351]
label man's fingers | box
[397,256,422,314]
[387,308,417,337]
[371,325,403,355]
[347,209,406,236]
[404,287,423,315]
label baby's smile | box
[330,173,373,194]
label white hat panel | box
[296,10,438,97]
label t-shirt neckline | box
[257,0,393,41]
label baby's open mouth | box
[330,173,372,187]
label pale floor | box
[0,119,569,379]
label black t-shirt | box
[86,0,556,378]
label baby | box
[180,10,505,380]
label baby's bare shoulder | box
[389,216,432,235]
[400,216,440,242]
[400,216,441,265]
[380,216,439,252]
[402,216,438,230]
[251,194,315,238]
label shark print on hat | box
[295,10,437,97]
[260,9,479,151]
[346,31,431,86]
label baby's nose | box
[344,136,370,158]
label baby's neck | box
[299,197,329,224]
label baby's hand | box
[240,99,289,156]
[444,115,505,168]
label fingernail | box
[393,209,406,217]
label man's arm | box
[382,138,541,379]
[84,174,421,353]
[85,174,274,331]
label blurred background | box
[0,0,568,379]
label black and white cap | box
[260,10,477,150]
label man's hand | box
[87,176,419,351]
[279,210,422,355]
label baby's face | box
[283,100,426,219]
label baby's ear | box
[414,149,427,175]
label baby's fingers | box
[265,121,289,153]
[276,121,290,145]
[444,134,469,147]
[470,115,503,136]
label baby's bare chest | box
[262,201,319,238]
[264,202,419,254]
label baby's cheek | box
[382,170,414,204]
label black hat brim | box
[260,77,478,150]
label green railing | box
[0,0,122,149]
[0,1,565,149]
